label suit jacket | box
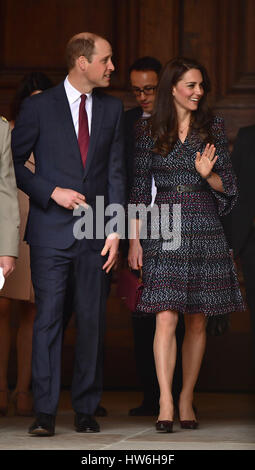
[124,106,143,194]
[0,117,20,257]
[11,82,125,250]
[221,125,255,257]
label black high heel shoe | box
[180,419,198,429]
[155,420,173,433]
[179,407,198,429]
[178,402,198,429]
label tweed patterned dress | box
[128,116,245,316]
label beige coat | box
[0,117,20,258]
[1,185,35,301]
[0,121,35,301]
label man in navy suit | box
[12,32,125,436]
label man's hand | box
[51,187,88,210]
[101,234,120,273]
[0,256,16,278]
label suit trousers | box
[30,241,109,416]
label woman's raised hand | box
[195,143,218,179]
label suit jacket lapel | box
[84,90,103,178]
[53,83,84,170]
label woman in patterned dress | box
[128,57,244,432]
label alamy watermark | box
[73,196,182,251]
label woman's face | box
[172,68,204,114]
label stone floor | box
[0,390,254,450]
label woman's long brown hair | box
[150,57,214,156]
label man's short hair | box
[66,36,96,70]
[129,56,162,76]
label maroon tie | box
[78,94,89,167]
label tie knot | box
[80,94,87,104]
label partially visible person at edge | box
[221,124,255,366]
[12,32,125,437]
[0,116,20,276]
[0,72,52,417]
[124,56,185,417]
[128,57,245,433]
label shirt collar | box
[64,76,92,105]
[142,111,151,118]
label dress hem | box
[134,302,245,317]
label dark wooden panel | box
[180,0,218,98]
[111,0,140,89]
[213,0,255,139]
[0,0,181,117]
[181,0,255,140]
[0,0,117,117]
[1,0,114,68]
[218,0,255,93]
[138,0,180,64]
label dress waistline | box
[157,184,208,193]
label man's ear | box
[77,55,88,71]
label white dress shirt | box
[142,111,157,206]
[64,76,93,136]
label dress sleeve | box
[128,119,153,214]
[209,116,238,216]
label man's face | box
[130,70,158,114]
[85,38,114,88]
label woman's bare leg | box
[179,313,206,421]
[153,309,179,421]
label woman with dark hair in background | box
[128,57,244,432]
[0,72,53,417]
[10,72,53,121]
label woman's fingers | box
[208,145,216,161]
[138,252,143,268]
[203,143,210,157]
[203,144,216,161]
[128,255,137,270]
[211,154,218,164]
[128,246,143,270]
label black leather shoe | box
[28,413,55,436]
[129,404,159,416]
[94,405,107,417]
[75,413,100,433]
